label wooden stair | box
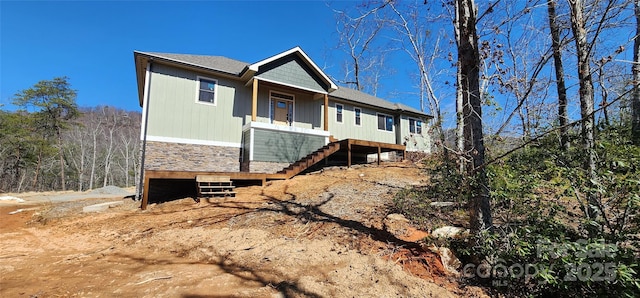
[274,141,342,179]
[196,175,236,198]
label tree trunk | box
[90,132,97,190]
[456,0,492,233]
[568,0,599,227]
[57,130,66,191]
[633,0,640,145]
[548,0,570,151]
[453,4,466,174]
[568,0,596,179]
[457,66,465,173]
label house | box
[133,47,431,206]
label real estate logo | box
[461,239,619,287]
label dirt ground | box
[0,162,487,297]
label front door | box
[271,92,294,126]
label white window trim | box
[354,107,362,127]
[195,76,218,106]
[409,117,423,135]
[376,112,394,133]
[335,103,344,124]
[269,90,295,125]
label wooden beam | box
[323,93,329,131]
[377,146,381,165]
[252,79,258,122]
[141,172,150,210]
[347,139,406,150]
[347,142,352,167]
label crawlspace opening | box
[147,178,197,204]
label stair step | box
[275,141,343,178]
[200,191,237,195]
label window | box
[377,114,393,132]
[409,118,423,134]
[354,108,361,126]
[336,104,343,123]
[197,77,217,104]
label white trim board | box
[146,135,241,148]
[255,76,327,94]
[195,75,218,106]
[243,121,331,137]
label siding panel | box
[256,55,326,92]
[146,63,252,144]
[252,129,325,163]
[327,101,396,144]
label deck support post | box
[141,172,150,210]
[377,146,381,165]
[323,93,329,131]
[347,142,352,167]
[252,79,258,122]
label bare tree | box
[455,0,493,232]
[633,0,640,144]
[388,1,448,149]
[548,0,571,150]
[333,1,392,95]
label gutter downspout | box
[136,60,152,201]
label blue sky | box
[2,0,413,112]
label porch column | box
[252,79,258,122]
[323,93,329,131]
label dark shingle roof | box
[330,88,426,116]
[136,51,430,117]
[141,52,249,75]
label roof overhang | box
[133,51,242,107]
[240,47,338,92]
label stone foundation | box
[248,161,290,174]
[144,141,240,172]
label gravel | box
[88,186,134,196]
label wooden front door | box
[271,92,294,126]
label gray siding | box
[242,129,251,162]
[400,115,431,153]
[327,101,397,144]
[256,55,326,92]
[252,129,325,163]
[146,63,251,144]
[253,87,323,130]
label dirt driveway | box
[0,163,485,297]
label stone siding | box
[249,161,290,174]
[144,141,240,172]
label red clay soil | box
[0,162,486,297]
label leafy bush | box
[393,127,640,297]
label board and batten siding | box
[249,87,323,130]
[327,101,397,144]
[146,63,252,145]
[242,129,251,162]
[399,115,431,153]
[251,129,326,163]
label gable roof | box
[133,49,431,118]
[245,47,337,92]
[135,51,249,75]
